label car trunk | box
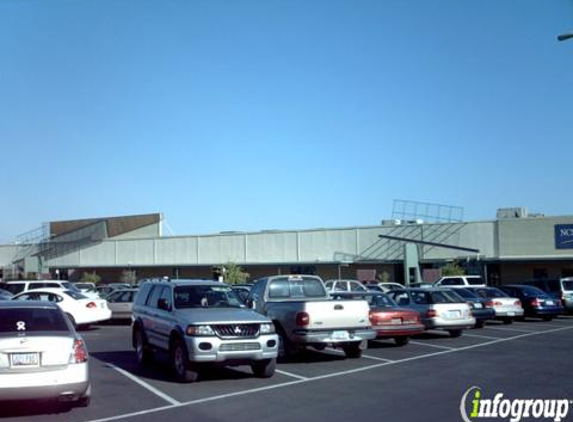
[0,335,74,370]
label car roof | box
[14,288,75,295]
[0,300,60,310]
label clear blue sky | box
[1,0,572,242]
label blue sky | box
[1,0,572,242]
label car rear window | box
[466,277,484,285]
[370,294,398,308]
[474,288,508,298]
[429,290,464,304]
[2,284,25,295]
[268,276,326,299]
[0,308,69,333]
[562,281,573,291]
[63,290,87,300]
[518,286,549,298]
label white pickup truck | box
[246,275,375,359]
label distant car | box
[0,280,82,296]
[96,283,132,298]
[331,291,424,346]
[386,288,475,337]
[105,289,137,321]
[521,278,573,313]
[434,275,486,287]
[499,285,564,321]
[408,282,435,289]
[73,282,100,299]
[12,288,112,329]
[324,279,368,293]
[467,287,524,324]
[0,301,90,407]
[365,282,405,292]
[451,288,496,328]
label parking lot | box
[2,316,573,422]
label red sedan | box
[331,292,424,346]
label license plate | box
[10,352,39,367]
[332,330,349,340]
[448,310,461,319]
[474,303,483,309]
[507,312,515,316]
[546,300,554,306]
[391,318,402,325]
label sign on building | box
[555,224,573,249]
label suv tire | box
[342,342,362,358]
[134,327,153,366]
[251,358,276,378]
[171,338,199,383]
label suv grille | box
[219,342,261,352]
[212,324,260,338]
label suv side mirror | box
[157,298,171,311]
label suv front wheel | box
[171,338,199,383]
[251,358,276,378]
[134,327,152,366]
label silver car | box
[387,288,475,337]
[0,301,90,406]
[468,287,524,324]
[106,288,137,320]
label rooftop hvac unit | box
[496,207,529,219]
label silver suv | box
[132,279,278,383]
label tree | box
[440,261,466,276]
[80,271,101,284]
[376,271,391,284]
[215,262,249,285]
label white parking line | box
[362,354,395,362]
[83,325,573,422]
[485,326,538,333]
[106,364,181,406]
[409,341,456,350]
[463,333,501,340]
[275,369,309,380]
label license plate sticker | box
[10,353,39,368]
[332,330,349,340]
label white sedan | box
[12,288,111,328]
[0,301,91,406]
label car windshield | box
[268,276,326,299]
[174,285,243,309]
[474,288,509,298]
[518,286,549,298]
[63,290,87,300]
[0,308,69,334]
[562,281,573,291]
[75,283,96,292]
[369,294,398,308]
[429,290,464,304]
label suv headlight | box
[259,323,275,334]
[186,325,215,336]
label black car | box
[499,285,563,321]
[451,288,496,328]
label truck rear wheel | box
[277,328,299,361]
[342,342,362,359]
[251,358,276,378]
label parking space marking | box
[106,363,181,406]
[463,333,502,340]
[362,354,395,363]
[276,369,309,380]
[485,326,538,333]
[408,341,456,350]
[83,324,573,422]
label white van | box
[434,275,486,287]
[0,280,82,296]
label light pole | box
[557,32,573,42]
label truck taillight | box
[70,339,88,364]
[296,312,310,326]
[425,309,438,318]
[86,302,97,308]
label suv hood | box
[173,308,271,325]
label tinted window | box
[174,285,242,309]
[517,286,549,298]
[455,288,479,299]
[430,290,464,304]
[134,283,153,306]
[411,291,429,304]
[474,287,508,298]
[562,281,573,291]
[350,282,366,292]
[440,278,463,286]
[3,284,25,295]
[0,308,69,333]
[390,292,410,306]
[466,277,484,285]
[146,286,165,308]
[370,294,398,308]
[268,277,326,299]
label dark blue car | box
[499,285,563,321]
[451,288,496,328]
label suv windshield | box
[0,308,69,334]
[173,285,243,309]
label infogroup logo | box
[460,387,571,422]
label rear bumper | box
[526,308,563,317]
[373,324,425,338]
[493,308,524,318]
[422,317,475,330]
[0,363,89,401]
[290,327,376,344]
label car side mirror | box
[246,299,256,309]
[157,298,171,311]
